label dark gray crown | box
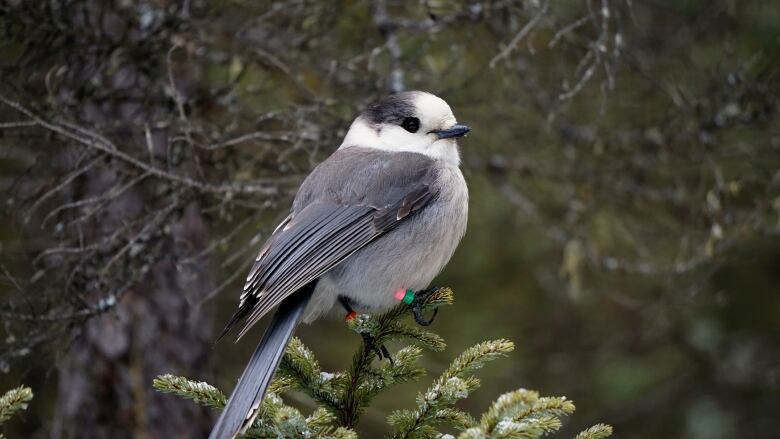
[362,91,421,126]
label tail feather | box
[216,297,254,343]
[209,282,316,439]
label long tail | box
[209,281,316,439]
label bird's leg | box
[339,295,393,364]
[338,295,357,321]
[379,344,393,365]
[409,287,440,326]
[359,332,394,365]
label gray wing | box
[221,148,439,340]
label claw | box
[413,306,438,326]
[410,287,440,326]
[360,332,393,364]
[341,295,393,363]
[380,345,394,365]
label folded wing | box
[221,178,435,340]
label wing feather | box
[236,209,375,338]
[243,206,345,297]
[221,149,441,341]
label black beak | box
[431,124,471,139]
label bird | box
[210,91,470,439]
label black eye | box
[401,117,420,133]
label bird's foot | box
[360,332,393,365]
[341,295,393,363]
[410,287,440,326]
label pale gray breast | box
[318,160,468,314]
[290,147,469,321]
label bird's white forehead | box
[413,92,456,125]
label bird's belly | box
[303,166,468,322]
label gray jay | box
[210,91,470,439]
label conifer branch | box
[388,339,514,438]
[242,393,356,438]
[153,373,356,438]
[278,337,342,413]
[152,375,227,409]
[339,287,453,427]
[153,290,612,439]
[458,389,613,439]
[573,424,613,439]
[0,385,33,426]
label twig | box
[0,95,278,196]
[24,154,102,223]
[549,15,590,48]
[489,1,549,68]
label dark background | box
[1,1,778,438]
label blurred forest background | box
[0,0,779,438]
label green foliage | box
[387,339,514,438]
[153,374,352,439]
[154,290,612,438]
[456,388,611,439]
[242,393,356,439]
[573,424,613,439]
[153,375,227,410]
[333,287,453,427]
[0,385,33,437]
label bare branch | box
[489,1,549,69]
